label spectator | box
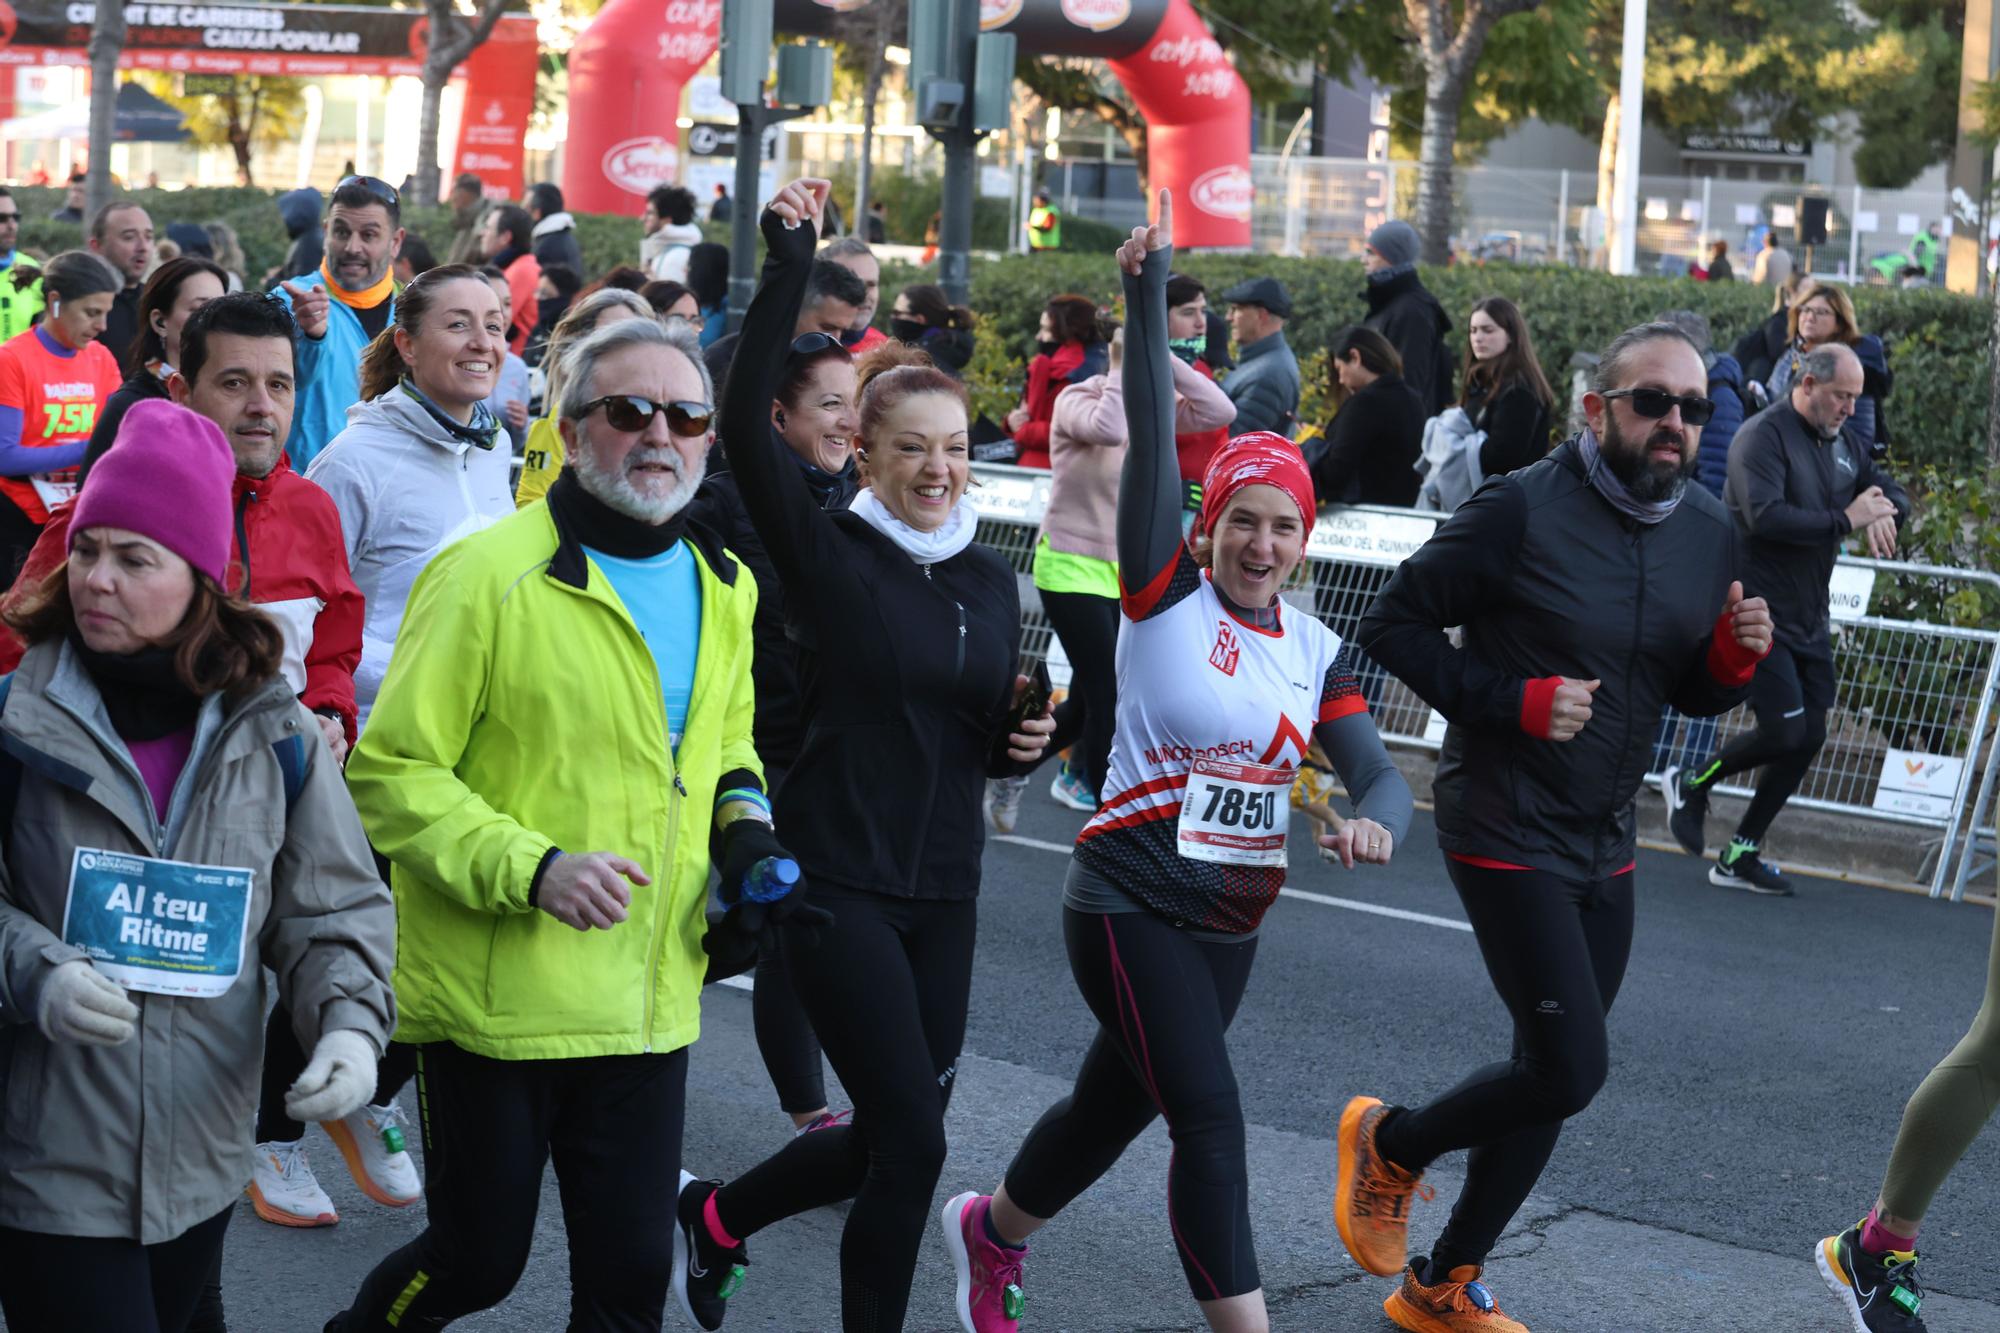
[1164,272,1228,491]
[393,233,437,285]
[152,237,182,265]
[888,282,975,378]
[1762,279,1890,456]
[0,190,39,342]
[1704,238,1733,283]
[687,241,730,348]
[865,199,888,245]
[1202,305,1234,372]
[1360,219,1455,415]
[477,267,533,453]
[511,287,657,508]
[49,175,86,224]
[1027,189,1061,252]
[1731,273,1801,388]
[1298,325,1425,508]
[822,236,888,354]
[921,210,941,264]
[165,221,213,261]
[302,265,514,731]
[0,189,22,279]
[577,265,648,300]
[709,182,734,224]
[204,221,247,291]
[642,184,702,282]
[85,256,227,463]
[525,182,585,277]
[1218,275,1301,436]
[523,262,582,368]
[271,175,405,471]
[639,279,702,330]
[0,252,123,575]
[479,202,540,355]
[273,186,325,283]
[1006,293,1107,469]
[702,257,865,386]
[1462,295,1556,478]
[1752,228,1794,288]
[444,172,489,266]
[87,201,154,366]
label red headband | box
[1199,432,1317,540]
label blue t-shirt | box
[584,542,701,751]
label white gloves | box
[284,1028,378,1124]
[37,960,138,1046]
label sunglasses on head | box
[581,395,714,436]
[790,332,850,356]
[337,175,400,210]
[1601,387,1715,427]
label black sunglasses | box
[1600,387,1715,427]
[581,395,714,436]
[0,213,19,223]
[790,332,850,357]
[337,175,400,210]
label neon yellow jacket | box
[514,413,563,508]
[345,500,762,1060]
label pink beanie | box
[72,399,235,585]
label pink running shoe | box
[941,1191,1027,1332]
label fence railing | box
[968,463,2000,900]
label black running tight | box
[1038,588,1120,795]
[1695,641,1834,844]
[0,1205,232,1333]
[712,889,975,1333]
[1374,860,1633,1273]
[1003,908,1260,1301]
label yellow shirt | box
[515,413,563,508]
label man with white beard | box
[325,316,814,1331]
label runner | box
[938,190,1411,1333]
[671,177,1053,1333]
[0,251,123,577]
[1336,321,1774,1332]
[0,400,394,1333]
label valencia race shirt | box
[0,327,121,523]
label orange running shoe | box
[1334,1095,1432,1276]
[1383,1263,1530,1333]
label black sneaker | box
[1709,837,1794,895]
[673,1170,748,1330]
[1816,1221,1928,1331]
[1661,765,1708,857]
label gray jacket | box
[0,641,395,1242]
[1222,330,1300,436]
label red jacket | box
[1013,341,1101,470]
[1175,358,1230,485]
[0,455,364,738]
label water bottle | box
[741,856,800,905]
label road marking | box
[716,975,754,992]
[993,834,1472,932]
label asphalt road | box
[181,792,2000,1331]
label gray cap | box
[1367,219,1420,268]
[1220,276,1292,319]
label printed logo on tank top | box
[1208,620,1240,676]
[1257,714,1310,768]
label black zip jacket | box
[1466,376,1554,478]
[719,207,1020,900]
[1724,399,1909,654]
[1361,269,1456,416]
[689,443,858,770]
[1310,373,1424,507]
[1360,438,1756,880]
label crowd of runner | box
[0,167,1985,1333]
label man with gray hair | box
[1342,321,1770,1322]
[1665,339,1908,895]
[325,315,814,1330]
[820,235,888,353]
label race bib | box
[60,848,255,998]
[1178,758,1291,867]
[30,471,77,510]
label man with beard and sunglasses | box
[1330,323,1772,1332]
[1664,340,1908,896]
[324,315,817,1331]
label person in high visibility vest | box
[1028,191,1062,252]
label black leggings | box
[1038,588,1120,795]
[1696,640,1834,843]
[746,762,829,1117]
[0,1204,232,1333]
[331,1042,688,1332]
[1004,909,1260,1301]
[255,1000,418,1142]
[712,889,975,1333]
[1374,861,1633,1273]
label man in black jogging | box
[1664,340,1908,895]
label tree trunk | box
[86,2,128,223]
[1413,68,1463,265]
[1595,91,1619,270]
[416,67,447,205]
[855,54,883,230]
[416,0,509,205]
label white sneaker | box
[322,1100,422,1207]
[247,1139,338,1227]
[984,776,1030,834]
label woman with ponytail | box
[302,263,514,729]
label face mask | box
[891,317,925,344]
[1036,339,1059,358]
[1169,335,1205,365]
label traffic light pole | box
[932,0,982,309]
[728,102,813,334]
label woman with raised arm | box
[668,178,1052,1333]
[935,191,1413,1333]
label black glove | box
[707,820,836,959]
[716,818,792,909]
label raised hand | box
[1116,189,1173,276]
[767,178,831,233]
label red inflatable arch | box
[563,0,1251,248]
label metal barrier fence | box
[968,464,2000,900]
